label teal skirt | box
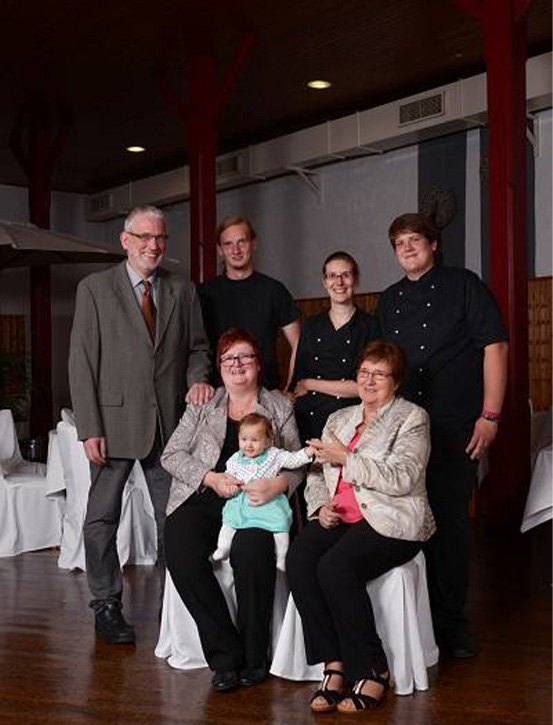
[221,491,292,533]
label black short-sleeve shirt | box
[198,271,300,390]
[292,308,378,441]
[376,265,508,426]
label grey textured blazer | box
[305,396,436,542]
[68,262,211,459]
[162,387,303,516]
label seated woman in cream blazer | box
[286,340,435,715]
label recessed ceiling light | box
[126,145,146,153]
[307,80,331,90]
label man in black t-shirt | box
[377,213,508,659]
[199,215,300,390]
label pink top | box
[331,431,364,524]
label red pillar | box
[9,98,70,436]
[188,54,218,284]
[157,36,255,284]
[453,0,532,525]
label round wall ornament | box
[419,187,457,230]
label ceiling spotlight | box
[126,146,146,153]
[307,80,331,90]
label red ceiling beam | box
[452,0,534,525]
[157,34,255,284]
[452,0,484,20]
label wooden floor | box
[0,522,550,725]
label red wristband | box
[481,410,501,423]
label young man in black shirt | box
[376,213,508,659]
[199,215,300,391]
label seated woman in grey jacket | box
[161,328,303,693]
[286,340,435,714]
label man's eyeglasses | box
[220,353,258,367]
[325,271,354,282]
[127,232,169,243]
[357,368,394,382]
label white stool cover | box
[155,563,289,670]
[521,444,553,533]
[270,551,438,696]
[52,415,157,571]
[0,409,62,557]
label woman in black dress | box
[291,251,377,445]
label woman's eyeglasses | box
[324,271,354,282]
[357,368,393,382]
[220,353,258,367]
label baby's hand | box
[304,444,316,458]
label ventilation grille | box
[216,151,249,182]
[398,93,445,127]
[216,154,241,176]
[88,193,114,215]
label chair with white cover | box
[270,551,438,696]
[155,564,289,670]
[53,409,157,571]
[0,409,62,557]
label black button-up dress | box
[292,308,378,443]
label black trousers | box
[286,519,420,681]
[424,424,478,639]
[84,433,170,603]
[164,489,276,672]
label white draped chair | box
[270,552,438,696]
[155,564,289,670]
[0,409,62,557]
[49,409,158,571]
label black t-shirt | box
[376,265,508,427]
[198,271,300,389]
[292,308,378,442]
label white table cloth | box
[45,430,65,499]
[521,444,553,533]
[155,564,289,670]
[270,551,438,696]
[46,416,157,570]
[0,409,62,557]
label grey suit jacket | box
[162,387,303,516]
[68,262,211,459]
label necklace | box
[228,398,255,420]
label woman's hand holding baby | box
[306,433,348,466]
[204,472,242,498]
[245,475,288,506]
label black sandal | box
[337,671,390,712]
[310,668,345,713]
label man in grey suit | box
[69,205,212,644]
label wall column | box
[158,36,255,283]
[10,98,70,436]
[453,0,533,525]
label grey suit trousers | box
[84,434,170,603]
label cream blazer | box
[305,396,436,542]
